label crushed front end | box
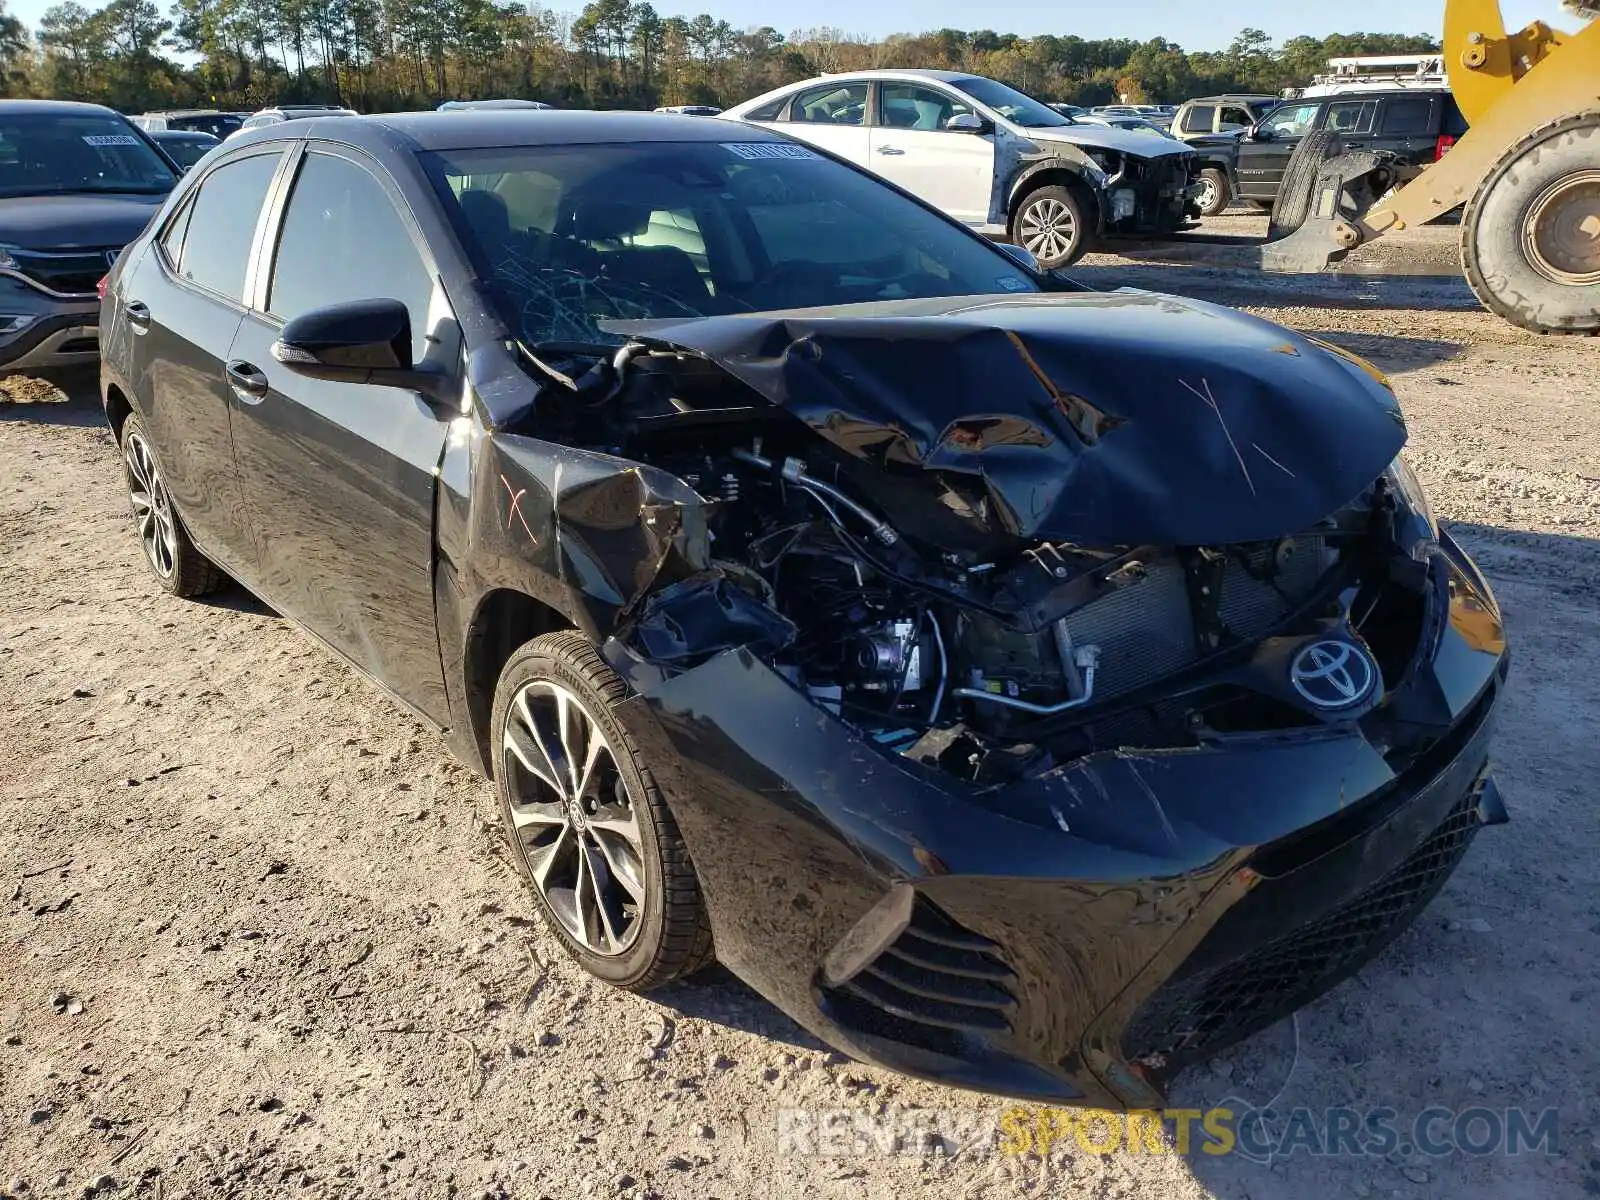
[510,293,1508,1106]
[1079,147,1201,233]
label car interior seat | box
[911,99,948,130]
[568,199,712,313]
[457,188,514,261]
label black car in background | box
[1,100,178,375]
[99,110,1508,1107]
[130,109,246,139]
[150,129,221,171]
[1235,89,1468,207]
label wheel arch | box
[462,587,578,778]
[103,381,134,444]
[1007,162,1102,230]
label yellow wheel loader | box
[1264,0,1600,334]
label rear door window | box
[1326,100,1378,137]
[171,151,280,302]
[787,82,867,126]
[744,98,785,122]
[1181,105,1216,133]
[1219,106,1254,130]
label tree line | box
[0,0,1438,117]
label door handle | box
[225,359,269,403]
[123,300,150,330]
[876,146,905,156]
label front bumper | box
[0,278,99,373]
[608,536,1508,1107]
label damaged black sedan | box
[99,111,1509,1108]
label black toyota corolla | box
[99,111,1509,1107]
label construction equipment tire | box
[1462,111,1600,335]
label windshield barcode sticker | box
[721,143,820,161]
[83,134,142,147]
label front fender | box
[1006,155,1107,233]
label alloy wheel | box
[501,680,645,956]
[124,431,177,579]
[1197,176,1219,212]
[1019,198,1078,263]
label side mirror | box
[945,113,989,134]
[1249,126,1271,142]
[997,243,1039,272]
[270,298,450,400]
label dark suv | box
[1,100,178,375]
[1235,89,1468,207]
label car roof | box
[813,68,975,83]
[0,99,123,117]
[141,108,225,117]
[226,109,796,154]
[151,129,218,140]
[1290,88,1452,102]
[1187,94,1280,103]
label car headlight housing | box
[1384,454,1438,556]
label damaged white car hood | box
[1026,124,1192,159]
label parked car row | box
[1,75,1475,381]
[721,70,1202,267]
[1178,87,1468,214]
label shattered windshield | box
[421,140,1039,347]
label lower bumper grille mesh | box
[1125,792,1483,1071]
[822,897,1016,1056]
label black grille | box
[821,896,1016,1056]
[9,248,111,297]
[1125,793,1483,1072]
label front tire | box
[1013,184,1091,268]
[1197,167,1232,217]
[1462,111,1600,335]
[491,631,713,990]
[119,415,225,598]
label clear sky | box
[3,0,1573,51]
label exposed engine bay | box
[519,325,1430,786]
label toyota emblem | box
[1290,639,1378,710]
[105,249,121,268]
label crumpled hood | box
[611,291,1407,548]
[0,193,168,250]
[1029,124,1193,159]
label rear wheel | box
[119,415,225,598]
[1196,167,1232,217]
[1462,112,1600,335]
[491,631,713,990]
[1012,185,1091,268]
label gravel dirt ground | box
[3,246,1599,1200]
